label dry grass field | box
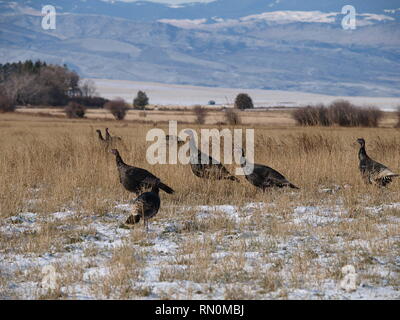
[0,111,399,299]
[16,106,298,126]
[15,106,399,127]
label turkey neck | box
[238,149,248,168]
[188,135,200,162]
[240,154,247,168]
[97,131,104,140]
[358,145,368,161]
[240,151,252,175]
[115,153,126,167]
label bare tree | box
[79,79,97,97]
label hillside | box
[0,0,399,96]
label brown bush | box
[292,100,383,127]
[328,100,383,127]
[64,102,86,118]
[105,99,130,120]
[193,105,207,125]
[0,94,16,113]
[224,108,241,125]
[292,105,326,126]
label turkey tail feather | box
[158,182,175,194]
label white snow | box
[0,198,398,299]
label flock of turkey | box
[96,128,399,231]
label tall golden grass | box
[1,112,400,219]
[1,112,400,299]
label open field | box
[15,107,399,128]
[0,112,399,299]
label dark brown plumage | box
[110,149,174,194]
[235,147,299,190]
[185,130,239,182]
[357,138,398,187]
[125,186,160,231]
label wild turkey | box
[105,128,122,142]
[235,146,299,190]
[110,149,174,194]
[357,138,398,187]
[125,186,160,232]
[185,129,239,182]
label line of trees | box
[0,60,109,113]
[0,60,80,106]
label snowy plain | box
[1,194,399,300]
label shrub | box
[234,93,254,110]
[358,107,383,127]
[292,100,383,127]
[292,105,324,126]
[0,94,16,113]
[105,99,130,120]
[193,105,207,125]
[224,108,241,125]
[328,100,383,127]
[328,100,356,126]
[64,102,86,118]
[133,91,149,110]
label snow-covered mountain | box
[2,0,400,21]
[0,0,399,96]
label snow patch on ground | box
[0,199,398,299]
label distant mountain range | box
[1,0,400,97]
